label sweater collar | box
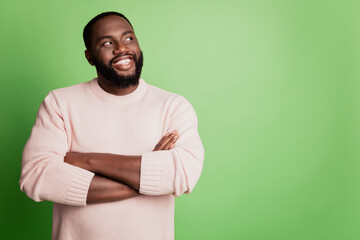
[90,78,147,103]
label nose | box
[113,42,129,55]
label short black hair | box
[83,11,133,50]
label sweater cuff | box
[64,167,95,206]
[139,151,165,195]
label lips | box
[111,55,135,71]
[114,58,131,65]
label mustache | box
[109,53,136,65]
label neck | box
[97,76,139,96]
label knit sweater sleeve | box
[140,95,204,197]
[19,91,94,206]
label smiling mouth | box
[113,58,131,66]
[111,55,134,70]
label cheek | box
[129,42,141,51]
[96,50,114,63]
[132,45,141,56]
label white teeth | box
[114,58,131,65]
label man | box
[19,12,204,240]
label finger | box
[159,132,175,148]
[167,131,179,149]
[153,132,173,151]
[172,133,179,144]
[163,134,179,150]
[153,130,179,151]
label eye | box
[124,36,133,42]
[102,41,112,46]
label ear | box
[85,50,94,66]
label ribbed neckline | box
[89,78,147,103]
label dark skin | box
[85,15,141,96]
[70,131,179,204]
[65,15,179,204]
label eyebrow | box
[96,30,134,43]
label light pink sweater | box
[20,78,204,240]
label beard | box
[93,51,143,89]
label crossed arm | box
[20,93,204,206]
[65,131,179,204]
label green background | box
[1,0,359,239]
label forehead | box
[91,15,134,39]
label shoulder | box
[50,80,91,98]
[145,81,178,99]
[41,80,94,109]
[144,81,192,107]
[144,81,197,119]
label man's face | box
[87,15,143,88]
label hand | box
[153,130,179,151]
